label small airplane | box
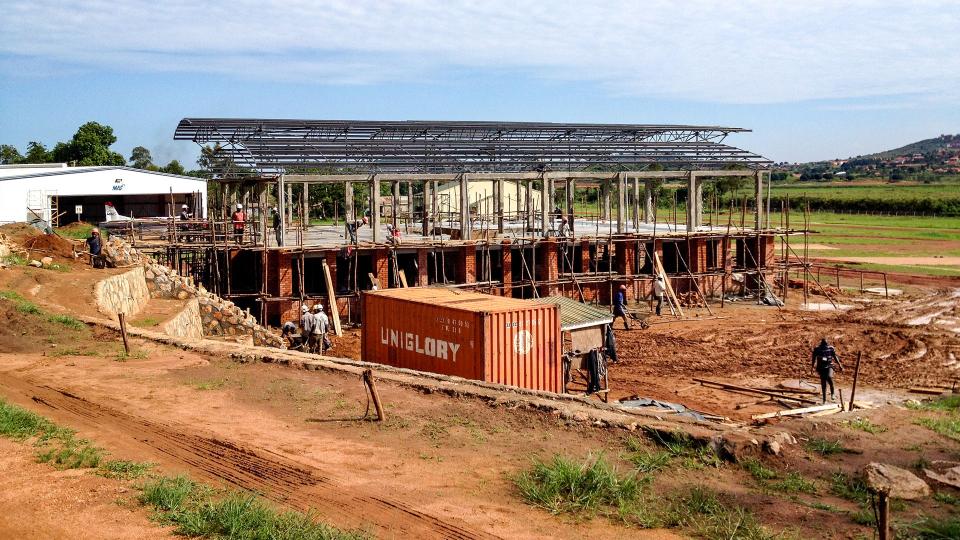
[103,202,132,222]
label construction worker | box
[271,207,282,247]
[86,227,103,268]
[653,276,666,316]
[281,320,301,350]
[558,217,570,238]
[346,215,368,244]
[299,305,315,352]
[386,224,402,245]
[178,204,193,242]
[811,338,844,403]
[613,284,630,330]
[231,203,246,244]
[312,304,329,354]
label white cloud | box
[1,0,958,104]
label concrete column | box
[643,180,654,223]
[525,180,534,231]
[602,180,611,222]
[301,183,308,226]
[494,177,504,233]
[459,173,471,240]
[565,179,575,233]
[370,175,381,243]
[407,181,414,229]
[754,171,764,230]
[547,176,556,217]
[278,174,286,246]
[431,180,438,233]
[694,176,703,229]
[344,181,354,222]
[632,176,640,229]
[616,172,626,234]
[286,182,293,224]
[540,173,550,238]
[685,171,696,232]
[391,181,400,228]
[421,180,431,236]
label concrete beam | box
[283,169,764,185]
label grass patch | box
[190,378,227,391]
[808,501,839,512]
[933,492,960,506]
[48,314,85,330]
[1,254,28,266]
[908,395,960,413]
[847,417,887,434]
[138,474,366,539]
[915,417,960,442]
[629,450,672,474]
[0,398,66,440]
[770,472,817,495]
[514,454,641,517]
[131,316,161,327]
[0,289,43,315]
[662,486,773,540]
[829,471,870,503]
[741,459,778,481]
[804,437,846,456]
[115,348,149,362]
[904,516,960,539]
[99,459,154,480]
[49,347,97,357]
[643,428,723,469]
[37,438,105,469]
[56,223,95,239]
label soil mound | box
[21,234,79,259]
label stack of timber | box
[691,378,845,420]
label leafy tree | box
[24,141,53,163]
[52,122,126,166]
[0,144,23,164]
[129,146,154,169]
[161,160,186,175]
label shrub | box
[514,454,641,516]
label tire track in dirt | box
[3,378,495,540]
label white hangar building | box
[0,164,207,225]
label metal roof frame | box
[174,118,771,174]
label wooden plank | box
[652,251,684,318]
[909,387,947,396]
[694,378,816,404]
[321,261,342,337]
[368,272,380,289]
[752,403,840,420]
[398,271,409,288]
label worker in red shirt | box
[231,203,245,243]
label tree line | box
[1,121,199,176]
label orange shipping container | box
[361,288,562,393]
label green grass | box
[933,492,960,506]
[628,450,672,473]
[37,438,105,469]
[770,472,817,495]
[0,398,67,440]
[643,429,723,469]
[513,454,642,517]
[741,459,778,481]
[0,289,42,314]
[662,487,774,540]
[115,348,149,362]
[0,397,107,470]
[131,316,161,327]
[48,314,85,330]
[829,471,870,504]
[804,437,846,456]
[98,459,154,480]
[908,395,960,413]
[904,515,960,539]
[847,417,888,435]
[138,474,367,539]
[49,347,97,357]
[55,223,95,239]
[1,254,27,266]
[915,417,960,442]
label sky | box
[1,0,959,167]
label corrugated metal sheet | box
[532,296,613,331]
[362,288,562,393]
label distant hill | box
[858,134,960,160]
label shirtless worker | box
[811,338,844,403]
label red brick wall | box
[500,241,512,296]
[417,249,428,286]
[457,245,476,284]
[373,249,390,288]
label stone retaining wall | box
[162,298,204,340]
[94,266,150,319]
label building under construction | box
[115,119,807,327]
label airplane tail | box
[103,202,131,222]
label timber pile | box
[677,291,707,308]
[691,378,848,420]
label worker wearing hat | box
[231,203,246,244]
[309,304,330,354]
[558,216,570,238]
[299,304,315,352]
[612,283,630,330]
[653,276,666,316]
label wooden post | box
[322,261,342,336]
[877,492,890,540]
[848,351,862,411]
[362,369,385,422]
[118,312,130,355]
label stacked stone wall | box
[162,298,204,340]
[94,266,150,319]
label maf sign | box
[112,178,125,191]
